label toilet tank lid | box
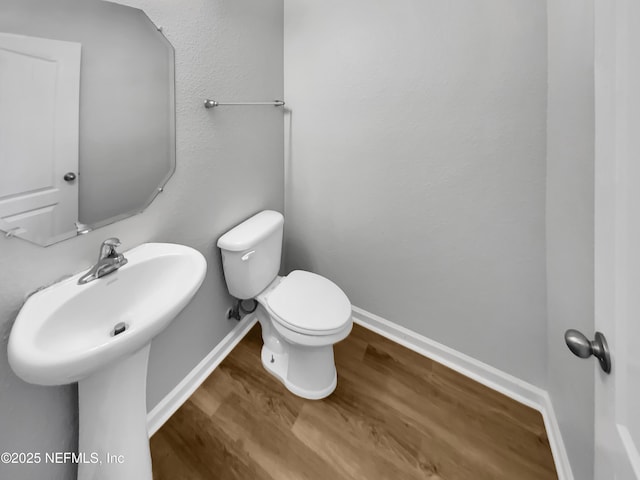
[217,210,284,252]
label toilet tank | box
[217,210,284,299]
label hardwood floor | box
[151,324,557,480]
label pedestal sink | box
[8,242,207,480]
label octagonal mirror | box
[0,0,175,246]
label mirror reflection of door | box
[0,0,176,248]
[0,33,80,246]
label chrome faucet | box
[78,238,128,285]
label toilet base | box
[261,344,337,400]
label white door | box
[594,0,640,477]
[0,33,81,246]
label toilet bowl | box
[217,211,352,399]
[255,271,352,399]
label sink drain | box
[112,322,127,336]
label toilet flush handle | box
[241,250,255,261]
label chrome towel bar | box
[204,99,285,109]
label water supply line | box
[227,298,259,321]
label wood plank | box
[152,323,557,480]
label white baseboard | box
[146,315,258,437]
[352,306,574,480]
[539,391,574,480]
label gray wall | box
[283,0,548,386]
[546,0,595,478]
[0,0,284,479]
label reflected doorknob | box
[565,329,611,374]
[63,172,77,182]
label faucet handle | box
[103,237,121,247]
[99,238,122,259]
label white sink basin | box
[9,242,206,385]
[8,242,207,480]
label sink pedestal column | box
[77,344,152,480]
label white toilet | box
[217,210,352,399]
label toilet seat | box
[266,270,351,336]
